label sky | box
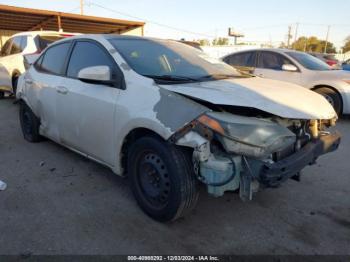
[1,0,350,49]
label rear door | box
[27,41,72,141]
[254,51,302,85]
[56,40,122,165]
[223,51,257,74]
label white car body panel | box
[160,77,336,120]
[17,35,338,176]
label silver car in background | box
[223,49,350,115]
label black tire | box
[0,91,4,99]
[128,136,199,222]
[12,76,19,97]
[314,87,342,115]
[19,102,42,142]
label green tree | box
[342,36,350,53]
[291,36,336,53]
[198,39,210,46]
[212,37,229,46]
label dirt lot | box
[0,98,349,255]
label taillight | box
[326,60,337,66]
[60,34,75,38]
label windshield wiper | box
[144,74,199,82]
[197,74,246,81]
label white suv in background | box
[0,31,77,98]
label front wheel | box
[128,136,199,222]
[314,87,342,116]
[0,91,4,99]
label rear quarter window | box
[0,39,12,56]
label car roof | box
[54,34,187,43]
[222,48,308,59]
[12,31,80,37]
[49,34,193,50]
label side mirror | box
[282,64,298,72]
[78,65,114,85]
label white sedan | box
[17,35,340,222]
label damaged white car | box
[16,35,341,222]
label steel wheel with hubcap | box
[128,136,199,222]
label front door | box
[254,51,302,85]
[56,40,121,165]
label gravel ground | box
[0,98,349,255]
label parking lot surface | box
[0,98,349,255]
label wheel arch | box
[12,69,21,83]
[120,127,167,176]
[311,85,343,113]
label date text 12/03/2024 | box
[127,256,219,261]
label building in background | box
[0,4,145,48]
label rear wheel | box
[128,136,199,222]
[314,87,342,115]
[0,91,4,99]
[19,102,42,142]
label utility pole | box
[287,25,292,49]
[80,0,84,15]
[293,22,299,49]
[324,25,330,54]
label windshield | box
[286,52,331,71]
[108,38,243,82]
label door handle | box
[258,74,264,78]
[25,79,33,84]
[56,86,68,95]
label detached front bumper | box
[257,131,341,187]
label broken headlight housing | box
[197,112,296,159]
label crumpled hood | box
[159,77,337,120]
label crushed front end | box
[171,111,341,201]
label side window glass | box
[1,39,13,56]
[40,42,70,75]
[20,36,28,51]
[10,36,22,55]
[258,52,290,70]
[67,41,115,78]
[227,52,255,67]
[34,55,44,69]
